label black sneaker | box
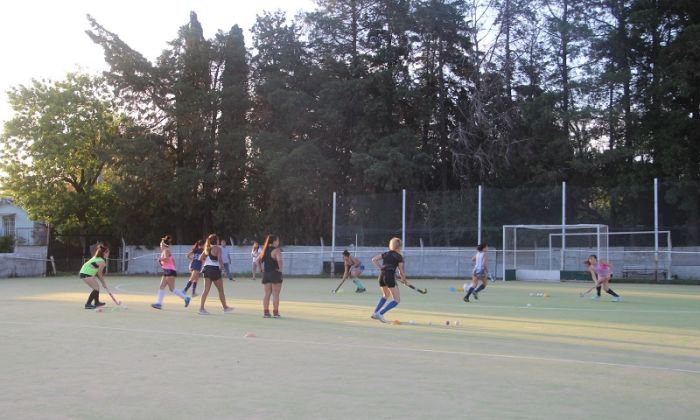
[264,312,271,318]
[472,291,479,300]
[95,301,106,307]
[463,296,470,303]
[356,288,366,293]
[85,304,95,309]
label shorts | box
[352,264,365,276]
[190,260,202,272]
[379,272,397,288]
[162,269,177,277]
[473,268,486,278]
[262,270,283,284]
[79,273,92,279]
[202,266,222,281]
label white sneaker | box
[223,307,235,314]
[371,313,387,323]
[592,295,600,300]
[198,309,210,315]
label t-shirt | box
[381,250,403,279]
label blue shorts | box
[190,260,202,272]
[473,268,486,278]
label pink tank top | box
[161,254,176,270]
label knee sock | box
[173,288,187,300]
[192,283,197,294]
[606,288,619,297]
[183,281,192,292]
[380,300,399,315]
[374,297,387,314]
[95,291,101,303]
[86,290,98,305]
[156,289,165,304]
[465,286,475,299]
[475,284,486,293]
[353,278,365,289]
[596,286,602,296]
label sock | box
[380,300,399,315]
[86,290,98,305]
[475,284,486,293]
[353,278,365,289]
[157,289,165,304]
[374,297,387,314]
[183,281,192,292]
[192,283,197,294]
[173,288,187,300]
[95,291,101,303]
[465,287,475,299]
[606,288,619,297]
[596,286,602,296]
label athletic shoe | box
[198,309,210,315]
[356,288,366,293]
[184,296,191,308]
[95,301,106,307]
[84,304,95,309]
[612,296,621,302]
[463,296,470,302]
[376,313,387,323]
[371,312,380,320]
[273,311,281,318]
[472,291,479,300]
[151,303,162,310]
[592,295,601,300]
[223,307,234,314]
[264,312,272,318]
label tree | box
[0,73,123,248]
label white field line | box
[1,320,698,375]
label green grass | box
[1,276,699,419]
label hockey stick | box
[580,282,602,298]
[406,283,427,294]
[332,278,347,294]
[104,286,122,305]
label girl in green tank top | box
[80,244,110,309]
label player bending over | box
[586,255,621,302]
[79,244,110,309]
[342,250,367,293]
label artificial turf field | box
[1,275,698,420]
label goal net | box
[502,224,609,281]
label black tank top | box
[263,246,279,272]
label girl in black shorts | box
[198,233,234,315]
[370,237,412,323]
[257,234,284,318]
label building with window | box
[0,198,49,277]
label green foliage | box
[0,73,122,237]
[0,235,13,253]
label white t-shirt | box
[219,245,230,263]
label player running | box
[182,240,204,297]
[464,243,489,302]
[151,235,191,310]
[370,237,413,323]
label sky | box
[0,0,316,125]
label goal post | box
[502,224,609,282]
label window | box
[2,215,15,238]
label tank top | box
[474,251,486,271]
[160,253,176,270]
[263,246,279,272]
[595,262,611,277]
[80,256,105,276]
[204,246,220,267]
